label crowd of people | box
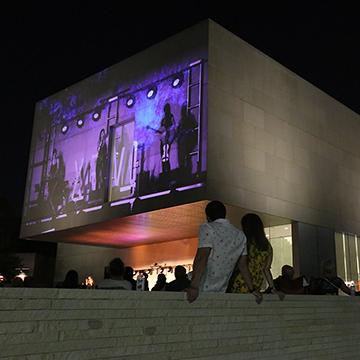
[4,200,357,300]
[56,260,191,292]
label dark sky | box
[1,5,359,216]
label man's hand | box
[186,287,199,303]
[252,290,263,304]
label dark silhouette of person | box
[23,276,34,288]
[48,149,59,213]
[272,265,309,294]
[48,148,66,215]
[159,103,175,173]
[97,258,132,290]
[151,273,167,291]
[143,272,149,291]
[59,269,80,289]
[124,266,136,290]
[11,277,24,287]
[166,265,191,292]
[177,104,198,174]
[57,151,67,211]
[96,129,108,193]
[309,259,352,296]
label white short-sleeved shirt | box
[198,218,247,292]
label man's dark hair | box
[205,200,226,221]
[109,258,125,277]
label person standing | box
[186,201,262,304]
[158,103,175,173]
[176,104,197,175]
[96,129,108,193]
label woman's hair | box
[241,213,269,251]
[98,129,106,148]
[62,270,79,288]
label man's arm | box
[238,255,262,304]
[338,278,352,296]
[186,247,211,303]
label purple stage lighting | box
[76,119,84,128]
[61,125,69,134]
[146,86,157,99]
[92,111,101,121]
[172,74,183,88]
[126,96,135,108]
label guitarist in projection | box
[177,104,198,176]
[147,103,175,173]
[96,129,108,194]
[159,103,175,173]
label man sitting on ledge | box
[186,200,262,304]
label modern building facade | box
[21,20,360,288]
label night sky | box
[1,5,359,217]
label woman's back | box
[229,241,271,293]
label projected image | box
[22,58,207,237]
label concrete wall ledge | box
[1,288,360,359]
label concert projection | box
[21,50,207,238]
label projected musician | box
[147,103,175,173]
[48,148,66,215]
[177,104,198,174]
[157,103,175,172]
[96,129,108,192]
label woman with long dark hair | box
[229,213,284,300]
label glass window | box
[335,231,360,290]
[266,224,292,278]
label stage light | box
[16,271,27,281]
[126,96,135,108]
[61,125,69,134]
[84,275,95,288]
[92,111,101,121]
[76,119,84,128]
[171,74,183,88]
[146,86,157,99]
